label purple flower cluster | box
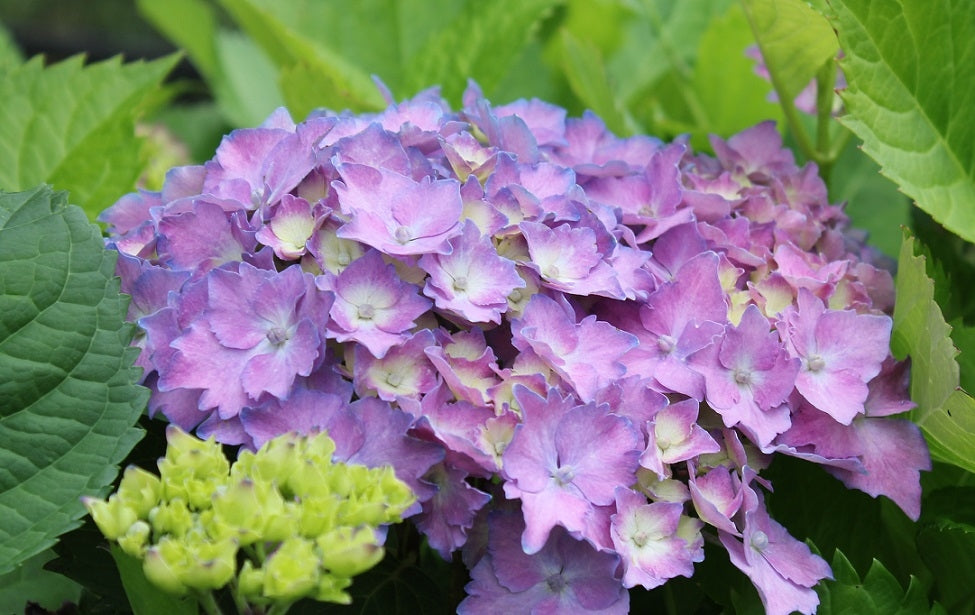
[103,83,929,615]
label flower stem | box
[196,590,224,615]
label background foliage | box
[0,0,973,612]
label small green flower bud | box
[116,465,162,518]
[286,457,331,500]
[301,430,336,466]
[118,520,151,558]
[376,466,416,520]
[143,539,189,595]
[313,574,353,605]
[148,498,194,537]
[180,535,237,590]
[263,537,321,600]
[83,495,138,541]
[158,426,229,509]
[245,433,301,489]
[296,493,339,537]
[237,560,264,600]
[209,477,287,545]
[317,526,384,578]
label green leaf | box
[892,231,975,473]
[608,0,734,106]
[0,549,81,613]
[558,29,631,135]
[212,30,287,127]
[217,0,386,113]
[0,186,148,575]
[830,0,975,244]
[917,487,975,613]
[653,3,782,149]
[0,54,178,219]
[817,551,938,615]
[110,545,198,615]
[136,0,219,80]
[829,139,911,258]
[740,0,839,102]
[402,0,562,104]
[0,21,23,71]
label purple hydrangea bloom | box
[501,387,642,553]
[459,510,629,614]
[102,83,927,610]
[159,262,329,418]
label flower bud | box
[143,539,189,595]
[83,495,138,541]
[158,426,229,508]
[317,526,384,578]
[209,477,287,545]
[148,498,194,537]
[116,465,162,518]
[296,493,339,537]
[313,574,354,604]
[118,520,151,557]
[180,535,237,590]
[237,560,264,600]
[263,537,321,600]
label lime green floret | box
[84,426,416,610]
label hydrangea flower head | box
[104,82,926,613]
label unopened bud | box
[83,495,138,541]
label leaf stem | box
[815,58,838,178]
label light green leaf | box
[892,231,975,473]
[136,0,219,80]
[0,549,81,613]
[0,186,148,575]
[0,54,178,218]
[217,0,386,113]
[212,30,286,128]
[402,0,562,104]
[830,0,975,244]
[652,3,782,149]
[558,29,631,135]
[740,0,838,102]
[609,0,734,106]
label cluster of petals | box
[103,81,929,614]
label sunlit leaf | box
[740,0,838,102]
[0,54,177,218]
[830,0,975,243]
[892,231,975,473]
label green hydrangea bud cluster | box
[84,426,415,611]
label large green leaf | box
[740,0,838,103]
[217,0,386,114]
[0,549,81,613]
[401,0,561,104]
[0,54,177,218]
[830,0,975,244]
[0,186,147,575]
[891,231,975,473]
